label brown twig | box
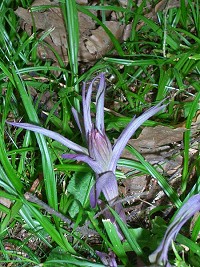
[24,192,146,237]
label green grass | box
[0,0,199,266]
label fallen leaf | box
[15,1,127,65]
[120,125,185,178]
[0,197,11,218]
[84,21,125,59]
[155,0,184,13]
[130,125,185,153]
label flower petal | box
[149,194,200,266]
[96,250,117,267]
[82,81,92,138]
[71,107,83,136]
[90,171,118,208]
[7,122,88,154]
[62,153,102,174]
[110,101,166,171]
[95,73,106,133]
[82,74,106,138]
[90,175,103,209]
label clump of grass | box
[0,0,199,266]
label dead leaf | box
[136,0,185,31]
[31,0,59,6]
[0,197,11,218]
[76,0,88,4]
[120,125,185,178]
[123,175,147,194]
[84,21,125,58]
[15,6,68,64]
[15,1,127,64]
[130,125,185,153]
[155,0,184,13]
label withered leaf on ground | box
[15,0,186,64]
[15,0,127,64]
[128,125,185,153]
[121,125,185,177]
[15,6,68,63]
[155,0,184,13]
[120,123,198,220]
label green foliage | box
[67,171,93,218]
[44,246,104,266]
[0,0,199,265]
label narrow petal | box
[149,194,200,266]
[95,73,106,133]
[71,107,83,136]
[90,171,118,208]
[82,74,106,138]
[7,122,88,154]
[96,250,117,267]
[90,174,104,208]
[82,81,92,138]
[62,153,102,174]
[110,101,166,171]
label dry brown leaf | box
[76,0,88,4]
[15,1,127,64]
[31,0,59,6]
[121,125,185,177]
[136,0,184,31]
[15,7,67,47]
[155,0,184,13]
[15,6,68,64]
[0,197,11,218]
[85,21,125,58]
[123,175,147,194]
[130,125,185,153]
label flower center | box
[88,128,112,171]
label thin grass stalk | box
[182,91,200,192]
[61,0,80,111]
[0,130,23,193]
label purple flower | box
[149,194,200,267]
[96,250,117,267]
[7,73,165,209]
